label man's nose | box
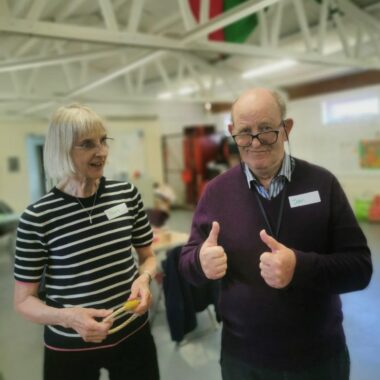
[250,135,262,147]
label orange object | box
[368,195,380,223]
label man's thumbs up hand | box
[199,221,227,280]
[259,229,296,289]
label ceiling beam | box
[98,0,119,31]
[269,2,284,47]
[291,0,313,52]
[11,0,28,17]
[0,92,235,105]
[0,19,378,71]
[177,0,197,31]
[127,0,145,33]
[22,51,165,114]
[56,0,87,21]
[26,0,48,21]
[20,0,285,114]
[317,0,329,54]
[284,69,380,99]
[200,0,210,25]
[0,47,125,73]
[0,0,10,18]
[196,39,380,69]
[337,0,380,35]
[0,0,379,70]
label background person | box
[179,88,372,380]
[13,104,159,380]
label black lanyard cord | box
[254,185,287,241]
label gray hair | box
[231,89,287,124]
[271,90,287,119]
[43,103,107,181]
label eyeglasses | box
[232,122,284,147]
[74,137,114,151]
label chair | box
[146,208,170,228]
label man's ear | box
[283,119,293,140]
[228,123,234,134]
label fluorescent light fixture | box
[242,59,298,79]
[203,78,224,89]
[178,85,198,95]
[157,92,173,99]
[204,102,212,111]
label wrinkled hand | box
[128,276,152,315]
[199,221,227,280]
[259,229,296,289]
[62,307,113,343]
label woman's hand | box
[61,307,113,343]
[128,274,152,315]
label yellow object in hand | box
[106,299,141,334]
[122,299,140,311]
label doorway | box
[26,135,46,202]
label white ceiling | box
[0,0,380,118]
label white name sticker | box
[104,203,128,220]
[288,191,321,208]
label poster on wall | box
[359,139,380,168]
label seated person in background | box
[206,137,241,180]
[147,183,176,228]
[153,182,176,214]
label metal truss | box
[0,0,379,116]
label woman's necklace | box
[76,188,98,224]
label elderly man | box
[179,88,372,380]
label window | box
[322,96,379,125]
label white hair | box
[43,104,107,181]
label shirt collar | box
[244,154,294,189]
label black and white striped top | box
[14,177,153,351]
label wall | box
[288,85,380,207]
[0,119,47,213]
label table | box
[151,229,189,253]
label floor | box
[0,210,379,380]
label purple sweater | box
[179,158,372,370]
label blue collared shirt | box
[244,154,295,199]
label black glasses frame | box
[232,121,284,147]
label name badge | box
[104,203,128,220]
[288,191,321,208]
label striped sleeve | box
[14,206,48,283]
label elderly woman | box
[13,104,159,380]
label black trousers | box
[44,324,159,380]
[221,346,350,380]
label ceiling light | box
[242,59,298,79]
[204,102,212,111]
[157,92,173,100]
[178,86,198,96]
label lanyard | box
[253,185,287,240]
